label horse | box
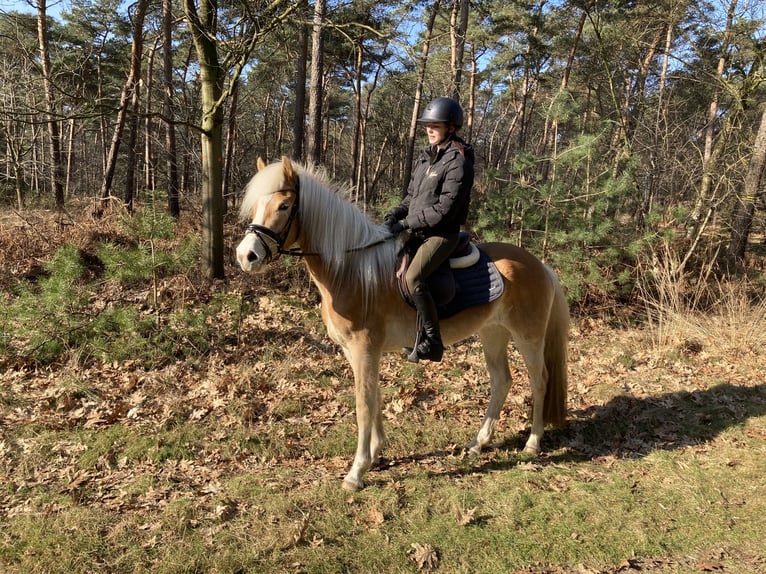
[235,156,569,491]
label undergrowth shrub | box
[472,158,646,307]
[97,205,198,283]
[639,241,766,356]
[0,205,232,369]
[4,244,91,363]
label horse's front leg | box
[342,342,385,492]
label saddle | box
[396,232,505,319]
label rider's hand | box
[385,220,406,235]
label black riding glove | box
[385,219,407,235]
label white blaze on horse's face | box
[235,189,298,273]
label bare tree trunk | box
[64,118,74,199]
[124,83,140,212]
[262,91,272,160]
[144,39,159,192]
[163,0,180,217]
[4,110,26,208]
[402,0,441,196]
[223,79,239,215]
[292,0,309,161]
[465,45,476,143]
[36,0,65,209]
[184,0,225,278]
[98,0,148,211]
[307,0,326,167]
[538,4,588,181]
[276,95,287,151]
[356,54,384,199]
[449,0,469,99]
[690,0,737,235]
[184,0,301,276]
[640,19,675,228]
[351,40,363,188]
[368,133,389,199]
[609,27,661,179]
[728,104,766,263]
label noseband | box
[244,178,303,263]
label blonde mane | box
[239,161,398,303]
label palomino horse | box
[236,156,569,491]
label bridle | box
[244,178,305,263]
[243,174,393,263]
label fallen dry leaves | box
[2,212,766,573]
[409,542,439,571]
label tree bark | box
[144,39,159,193]
[163,0,180,217]
[124,79,140,212]
[639,18,675,228]
[465,45,476,143]
[292,0,309,161]
[98,0,148,211]
[184,0,225,278]
[449,0,469,99]
[36,0,65,209]
[307,0,326,167]
[728,104,766,262]
[538,3,588,181]
[350,40,363,189]
[223,79,239,214]
[183,0,299,277]
[402,0,440,196]
[690,0,737,235]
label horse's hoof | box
[465,441,482,458]
[522,445,540,456]
[342,477,364,492]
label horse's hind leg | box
[467,326,512,456]
[515,339,547,455]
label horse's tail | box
[542,266,569,427]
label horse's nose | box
[236,239,259,271]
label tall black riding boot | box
[408,286,444,363]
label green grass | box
[2,381,764,573]
[2,220,765,573]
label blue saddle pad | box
[436,248,505,319]
[399,246,505,319]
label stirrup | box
[403,331,444,363]
[405,345,420,363]
[403,315,424,363]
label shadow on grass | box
[385,382,766,480]
[554,382,766,459]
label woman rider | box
[384,97,475,362]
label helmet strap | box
[436,129,456,147]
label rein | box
[244,175,392,261]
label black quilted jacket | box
[390,136,474,236]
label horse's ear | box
[256,157,266,172]
[281,156,297,185]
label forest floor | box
[1,206,765,573]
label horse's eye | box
[278,202,291,212]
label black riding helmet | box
[417,97,464,129]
